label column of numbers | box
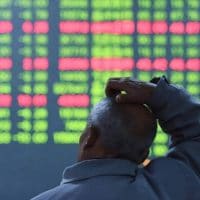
[53,0,89,144]
[0,1,13,144]
[91,0,133,105]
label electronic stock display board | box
[0,0,199,199]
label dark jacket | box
[32,78,200,200]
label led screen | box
[0,0,199,199]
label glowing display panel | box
[0,1,199,198]
[0,0,199,156]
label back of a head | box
[88,97,157,164]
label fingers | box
[105,77,144,97]
[105,79,130,97]
[105,77,156,104]
[116,93,134,103]
[116,93,144,104]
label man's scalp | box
[88,97,157,163]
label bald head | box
[79,98,157,164]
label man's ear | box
[83,125,99,149]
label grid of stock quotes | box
[0,0,199,157]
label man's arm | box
[147,77,200,177]
[105,77,200,176]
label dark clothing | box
[32,78,200,200]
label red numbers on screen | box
[23,58,49,70]
[152,21,168,34]
[91,21,135,34]
[0,95,12,107]
[152,58,168,71]
[186,22,200,34]
[170,58,185,71]
[169,22,185,34]
[91,58,134,70]
[59,20,199,35]
[0,21,13,33]
[136,58,152,70]
[59,21,89,34]
[57,95,89,107]
[186,59,200,71]
[58,58,89,70]
[0,58,12,70]
[17,95,47,107]
[22,21,49,34]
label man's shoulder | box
[31,185,66,200]
[142,156,199,189]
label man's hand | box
[105,77,156,104]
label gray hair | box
[88,98,157,163]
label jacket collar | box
[61,159,138,184]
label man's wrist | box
[146,77,170,116]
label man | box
[32,77,200,200]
